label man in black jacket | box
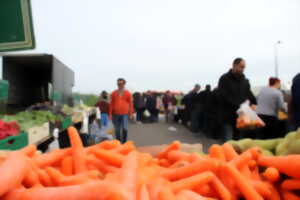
[218,58,257,141]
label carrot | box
[258,155,300,178]
[262,167,280,183]
[166,150,190,163]
[161,159,219,181]
[158,187,176,200]
[157,141,181,159]
[217,169,239,200]
[20,144,37,157]
[45,167,65,186]
[281,179,300,190]
[67,126,87,173]
[92,148,124,167]
[267,182,281,200]
[240,165,252,178]
[229,151,252,169]
[113,141,136,155]
[171,171,215,193]
[0,152,28,196]
[250,180,272,198]
[209,144,226,162]
[223,164,263,200]
[23,170,40,188]
[119,151,138,200]
[59,174,90,186]
[37,169,52,186]
[159,159,171,167]
[170,160,190,168]
[176,190,212,200]
[138,153,152,168]
[194,184,216,198]
[2,187,26,200]
[86,155,116,174]
[210,176,232,200]
[148,178,171,200]
[86,140,121,153]
[61,156,73,176]
[19,181,128,200]
[282,190,300,200]
[33,148,71,168]
[222,143,238,161]
[139,184,150,200]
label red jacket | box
[109,90,134,116]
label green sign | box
[0,80,9,101]
[0,0,35,52]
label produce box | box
[62,116,72,130]
[0,132,28,150]
[27,122,50,145]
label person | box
[89,114,113,144]
[290,73,300,130]
[256,78,287,139]
[133,92,145,124]
[145,91,159,123]
[95,91,110,128]
[201,85,213,134]
[181,84,201,126]
[162,91,173,123]
[218,58,257,141]
[109,78,134,143]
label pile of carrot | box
[1,127,300,200]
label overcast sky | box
[2,0,300,93]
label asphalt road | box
[128,120,221,152]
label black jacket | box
[292,73,300,126]
[218,70,257,124]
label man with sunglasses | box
[109,78,134,143]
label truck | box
[0,54,75,151]
[2,54,75,113]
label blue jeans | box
[112,115,129,143]
[101,113,109,128]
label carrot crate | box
[0,132,28,150]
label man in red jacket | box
[109,78,134,143]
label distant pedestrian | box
[109,78,134,143]
[256,77,287,139]
[290,73,300,130]
[218,58,257,141]
[95,91,110,128]
[133,92,146,124]
[181,84,200,126]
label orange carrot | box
[223,164,263,200]
[194,184,217,198]
[19,180,128,200]
[282,190,300,200]
[119,151,138,200]
[222,143,238,161]
[20,144,37,157]
[92,148,124,167]
[250,180,272,198]
[0,153,28,196]
[33,148,71,168]
[162,159,219,181]
[258,155,300,178]
[67,126,87,173]
[229,151,252,169]
[157,141,181,159]
[170,160,190,168]
[218,168,239,200]
[138,153,152,168]
[2,187,26,200]
[45,167,65,186]
[281,179,300,190]
[61,156,73,176]
[209,144,226,162]
[86,155,116,174]
[139,184,150,200]
[177,190,212,200]
[262,167,280,183]
[37,169,52,186]
[23,169,40,188]
[159,159,171,167]
[166,150,190,163]
[211,176,232,200]
[113,141,136,155]
[158,187,176,200]
[171,171,215,193]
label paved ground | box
[128,120,221,152]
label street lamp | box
[274,40,282,78]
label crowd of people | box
[95,58,300,143]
